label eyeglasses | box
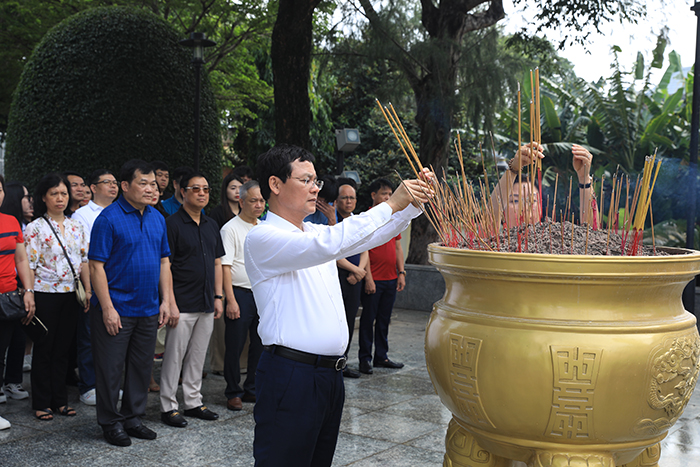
[290,177,324,190]
[96,180,119,186]
[338,196,356,201]
[185,186,210,194]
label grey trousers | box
[90,304,158,432]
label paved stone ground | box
[0,309,698,466]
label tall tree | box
[270,0,324,148]
[353,0,646,264]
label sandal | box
[55,406,76,417]
[35,409,53,421]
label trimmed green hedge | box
[6,6,222,194]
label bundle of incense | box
[376,95,662,255]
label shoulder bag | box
[42,217,88,308]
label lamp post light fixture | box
[684,0,700,315]
[179,32,216,172]
[334,128,361,175]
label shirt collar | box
[87,200,103,212]
[117,195,150,215]
[264,211,302,232]
[176,206,207,224]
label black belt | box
[264,345,346,371]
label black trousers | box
[254,351,345,467]
[0,319,25,386]
[91,304,158,432]
[338,268,362,357]
[31,292,79,410]
[224,287,263,399]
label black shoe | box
[125,424,157,440]
[343,367,361,378]
[183,405,219,420]
[241,393,256,403]
[103,428,132,447]
[359,360,373,375]
[161,410,188,427]
[373,358,404,369]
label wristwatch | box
[214,295,223,300]
[398,271,406,275]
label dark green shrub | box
[6,6,222,196]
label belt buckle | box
[334,356,347,371]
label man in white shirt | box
[71,169,118,406]
[220,181,265,411]
[245,144,432,467]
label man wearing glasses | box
[159,172,224,428]
[72,169,119,407]
[89,160,174,447]
[245,144,433,467]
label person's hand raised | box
[386,168,434,213]
[572,144,593,183]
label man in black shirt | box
[159,172,225,428]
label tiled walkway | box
[1,309,698,466]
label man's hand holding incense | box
[386,168,434,213]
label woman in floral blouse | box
[25,173,90,421]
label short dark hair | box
[256,145,315,200]
[317,175,338,203]
[152,160,169,172]
[88,169,113,187]
[172,166,195,186]
[120,159,154,184]
[34,173,72,217]
[368,178,393,195]
[232,165,254,180]
[0,180,23,225]
[179,171,208,193]
[62,170,83,180]
[336,177,357,191]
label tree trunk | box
[405,0,504,264]
[270,0,322,149]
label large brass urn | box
[426,244,700,467]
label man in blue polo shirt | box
[89,160,174,447]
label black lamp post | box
[684,1,700,317]
[179,32,216,172]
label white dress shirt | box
[72,200,105,242]
[245,202,421,356]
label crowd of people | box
[0,142,593,466]
[0,149,419,461]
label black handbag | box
[0,290,26,321]
[23,315,48,343]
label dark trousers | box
[224,287,263,399]
[91,304,158,432]
[76,306,95,394]
[31,292,79,410]
[0,320,26,386]
[358,278,397,363]
[253,351,345,467]
[338,269,361,357]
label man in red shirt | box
[358,178,406,374]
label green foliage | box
[6,6,222,197]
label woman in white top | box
[25,173,90,421]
